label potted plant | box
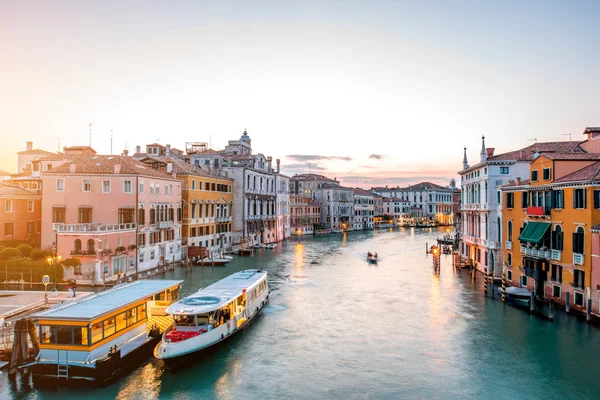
[128,244,137,250]
[116,246,126,253]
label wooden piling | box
[483,270,488,296]
[490,274,495,299]
[587,298,592,323]
[565,292,570,314]
[9,320,22,377]
[501,274,506,303]
[549,298,554,321]
[529,291,535,314]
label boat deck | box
[147,315,173,333]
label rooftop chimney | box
[276,159,280,173]
[69,163,76,173]
[480,135,487,163]
[136,145,141,154]
[26,141,33,151]
[515,177,521,185]
[267,156,272,172]
[114,163,121,174]
[462,147,469,170]
[486,148,495,157]
[166,144,171,156]
[123,149,129,156]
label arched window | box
[260,177,263,191]
[192,180,196,190]
[253,176,256,189]
[150,208,156,224]
[103,261,108,274]
[129,256,134,268]
[507,221,513,241]
[573,226,585,254]
[87,239,95,254]
[552,225,563,250]
[74,239,82,254]
[138,207,145,225]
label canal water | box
[3,228,600,399]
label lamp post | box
[46,245,61,295]
[42,275,50,308]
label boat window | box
[170,287,179,301]
[116,312,127,331]
[55,326,73,344]
[127,308,137,326]
[196,314,210,325]
[104,317,116,337]
[91,322,103,344]
[40,325,53,344]
[174,314,196,326]
[74,327,88,345]
[154,291,167,301]
[138,304,147,321]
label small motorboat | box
[252,243,263,249]
[196,255,233,266]
[497,286,531,307]
[265,243,277,249]
[367,252,378,263]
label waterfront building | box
[459,137,584,274]
[0,182,41,243]
[501,152,600,312]
[136,150,234,256]
[382,197,411,226]
[372,181,456,225]
[41,155,182,284]
[187,130,285,246]
[290,194,321,235]
[275,174,291,241]
[16,141,55,176]
[374,194,383,218]
[353,188,375,230]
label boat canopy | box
[166,269,266,315]
[32,280,182,322]
[518,222,550,244]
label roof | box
[501,179,530,188]
[64,146,96,151]
[16,148,55,155]
[584,127,600,138]
[0,182,39,197]
[405,181,446,190]
[146,143,166,148]
[166,270,266,315]
[591,224,600,232]
[292,173,337,183]
[553,161,600,183]
[538,153,600,161]
[321,182,352,190]
[33,280,182,321]
[149,156,233,181]
[41,155,180,180]
[0,170,12,175]
[487,141,584,162]
[353,188,375,196]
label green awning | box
[518,222,551,244]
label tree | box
[0,248,21,260]
[16,244,33,258]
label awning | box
[518,222,550,244]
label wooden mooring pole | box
[587,298,592,323]
[501,274,506,303]
[529,291,535,314]
[549,298,555,321]
[565,292,570,314]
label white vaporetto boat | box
[154,269,269,361]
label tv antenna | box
[110,130,113,155]
[57,138,60,152]
[562,133,572,141]
[89,123,93,147]
[528,137,538,143]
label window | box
[27,200,34,212]
[574,269,585,289]
[78,207,92,223]
[507,221,513,241]
[52,207,66,223]
[27,222,34,234]
[165,185,168,194]
[506,193,514,208]
[572,227,584,254]
[156,185,160,194]
[4,200,12,212]
[543,168,551,180]
[102,180,111,193]
[520,275,527,287]
[139,181,144,193]
[521,192,529,208]
[552,190,564,209]
[82,179,92,192]
[87,239,95,254]
[574,188,586,209]
[507,270,512,281]
[56,178,65,192]
[575,291,584,307]
[500,167,509,174]
[594,190,600,209]
[551,264,562,283]
[123,180,132,193]
[118,208,134,224]
[139,252,144,263]
[553,285,561,299]
[531,170,538,182]
[138,208,145,225]
[91,321,103,344]
[551,226,563,250]
[507,253,512,266]
[4,222,14,236]
[103,317,116,337]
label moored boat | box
[196,255,233,266]
[497,286,531,307]
[154,269,269,362]
[251,243,263,249]
[24,279,182,384]
[265,243,277,249]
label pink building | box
[42,155,182,285]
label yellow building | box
[139,155,234,256]
[501,153,600,309]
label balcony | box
[70,250,96,256]
[520,245,550,259]
[157,221,173,229]
[484,240,500,249]
[505,241,512,250]
[217,216,232,222]
[527,206,550,217]
[573,253,584,265]
[551,249,561,261]
[54,223,136,234]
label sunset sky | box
[1,1,599,188]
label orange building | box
[501,152,600,311]
[0,182,42,243]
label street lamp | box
[42,275,50,308]
[46,251,61,294]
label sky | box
[1,0,599,188]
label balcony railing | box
[484,240,500,249]
[521,246,550,259]
[157,221,173,229]
[551,249,561,261]
[217,216,232,222]
[70,250,96,256]
[55,223,136,233]
[573,253,584,265]
[505,241,512,250]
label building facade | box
[0,182,42,243]
[290,194,321,235]
[41,156,182,285]
[353,188,375,230]
[382,197,412,225]
[276,174,291,241]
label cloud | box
[368,154,384,160]
[358,165,382,169]
[281,163,327,174]
[286,154,352,162]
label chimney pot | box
[515,177,521,185]
[26,141,33,151]
[123,149,129,156]
[276,159,280,173]
[136,145,141,154]
[486,148,495,157]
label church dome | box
[240,129,251,142]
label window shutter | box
[574,191,578,208]
[595,190,600,209]
[550,191,556,208]
[572,232,578,253]
[583,190,587,209]
[558,232,563,251]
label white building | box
[276,173,291,241]
[382,197,412,225]
[353,188,375,230]
[458,136,584,274]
